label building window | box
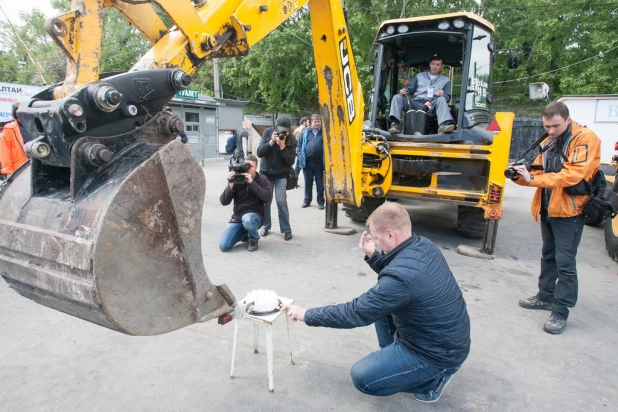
[185,112,200,122]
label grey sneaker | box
[248,240,258,252]
[259,228,269,237]
[389,121,402,134]
[284,232,292,241]
[544,313,567,334]
[519,295,552,311]
[412,374,453,403]
[438,123,455,133]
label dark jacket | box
[304,234,471,369]
[257,127,298,179]
[297,127,324,168]
[219,172,272,223]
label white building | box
[558,95,618,164]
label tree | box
[482,0,618,114]
[219,7,318,116]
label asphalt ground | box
[1,157,617,411]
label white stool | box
[230,297,294,392]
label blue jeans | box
[303,161,325,206]
[537,211,584,319]
[219,213,261,252]
[262,177,291,233]
[349,315,459,397]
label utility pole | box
[0,5,51,85]
[213,58,221,98]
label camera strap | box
[517,132,569,164]
[518,132,548,160]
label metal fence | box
[510,117,545,163]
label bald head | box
[366,202,412,253]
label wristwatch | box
[530,174,535,180]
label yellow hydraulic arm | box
[46,0,363,207]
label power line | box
[493,43,618,84]
[0,4,51,84]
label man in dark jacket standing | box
[297,114,325,209]
[283,202,470,402]
[257,116,297,241]
[219,155,272,252]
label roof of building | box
[558,95,618,101]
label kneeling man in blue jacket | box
[282,202,470,403]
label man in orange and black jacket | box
[511,101,601,335]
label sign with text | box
[175,89,199,99]
[0,83,44,123]
[595,99,618,123]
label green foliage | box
[484,0,618,115]
[100,8,150,74]
[220,8,318,115]
[0,10,63,85]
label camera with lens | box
[275,127,289,140]
[228,150,250,184]
[504,161,543,179]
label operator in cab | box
[219,155,272,252]
[388,53,456,135]
[510,101,601,334]
[283,202,470,403]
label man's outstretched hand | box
[282,304,306,323]
[359,231,376,257]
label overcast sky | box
[0,1,58,26]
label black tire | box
[457,206,486,239]
[605,175,618,261]
[605,216,618,262]
[343,197,386,222]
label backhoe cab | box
[344,13,513,252]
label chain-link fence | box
[510,117,545,163]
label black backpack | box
[225,132,237,154]
[565,170,618,221]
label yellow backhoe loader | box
[0,0,512,335]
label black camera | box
[275,127,289,140]
[228,150,250,184]
[504,162,543,179]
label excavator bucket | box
[0,69,235,335]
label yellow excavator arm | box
[48,0,363,205]
[0,0,362,335]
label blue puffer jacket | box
[305,234,470,369]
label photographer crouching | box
[509,102,600,334]
[219,153,272,252]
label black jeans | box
[303,161,325,206]
[537,211,584,318]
